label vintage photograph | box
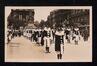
[5,6,92,62]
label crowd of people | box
[7,26,89,59]
[7,29,22,44]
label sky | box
[34,8,54,22]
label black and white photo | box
[5,6,92,62]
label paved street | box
[5,36,92,62]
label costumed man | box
[51,29,55,43]
[37,28,42,45]
[73,27,80,45]
[31,29,34,42]
[33,29,35,42]
[28,30,31,41]
[34,29,38,44]
[43,26,52,53]
[40,29,44,46]
[35,29,40,45]
[25,30,28,39]
[55,27,64,59]
[7,30,12,44]
[29,30,32,41]
[18,30,21,37]
[26,30,29,39]
[65,27,71,43]
[83,28,89,41]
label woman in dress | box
[55,28,64,59]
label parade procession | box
[5,7,92,62]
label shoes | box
[60,54,62,59]
[45,51,50,53]
[57,54,59,59]
[57,54,62,59]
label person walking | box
[73,27,80,45]
[65,27,71,43]
[43,26,52,53]
[7,31,12,44]
[40,29,44,46]
[37,29,42,45]
[55,27,64,59]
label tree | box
[34,21,39,28]
[39,20,45,29]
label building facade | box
[47,9,71,29]
[47,9,89,28]
[69,9,89,37]
[46,9,89,38]
[7,9,35,30]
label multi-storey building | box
[7,9,35,30]
[47,9,71,28]
[69,9,89,37]
[47,9,89,38]
[47,9,89,28]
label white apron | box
[44,37,51,47]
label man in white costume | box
[73,27,80,45]
[37,29,41,45]
[43,26,52,53]
[65,27,71,43]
